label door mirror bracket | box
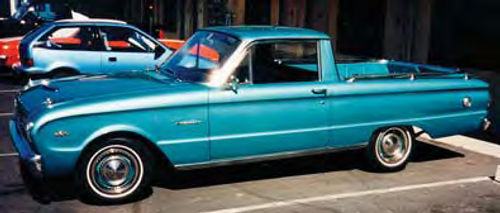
[224,75,240,93]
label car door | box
[209,40,329,159]
[98,26,165,73]
[32,25,102,73]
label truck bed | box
[336,60,459,79]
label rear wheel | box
[366,126,414,172]
[77,138,153,203]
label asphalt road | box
[0,75,500,213]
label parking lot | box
[0,74,500,213]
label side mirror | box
[224,75,240,93]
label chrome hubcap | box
[97,156,132,187]
[376,127,410,166]
[87,145,142,198]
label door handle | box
[311,88,327,95]
[108,57,117,62]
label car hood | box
[17,71,207,120]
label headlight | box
[2,45,9,50]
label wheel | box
[76,138,154,203]
[366,126,414,172]
[13,72,28,85]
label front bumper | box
[9,120,43,180]
[483,118,492,131]
[10,120,53,203]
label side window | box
[99,26,160,53]
[234,40,320,84]
[233,52,252,84]
[37,26,97,51]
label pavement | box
[0,74,500,213]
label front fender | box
[82,124,156,149]
[33,113,162,177]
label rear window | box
[21,24,51,45]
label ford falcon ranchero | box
[10,26,490,203]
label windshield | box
[161,31,240,83]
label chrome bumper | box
[483,118,492,132]
[9,120,43,179]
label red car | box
[0,36,22,69]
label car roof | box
[201,26,331,41]
[53,19,128,26]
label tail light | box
[24,58,34,67]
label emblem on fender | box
[176,119,202,126]
[54,130,70,137]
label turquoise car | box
[10,26,490,202]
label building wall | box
[429,0,500,71]
[70,0,497,71]
[0,0,20,17]
[383,0,432,63]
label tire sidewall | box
[77,137,153,203]
[367,126,414,172]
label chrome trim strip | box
[158,111,486,146]
[175,144,367,170]
[333,87,489,99]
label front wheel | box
[13,72,29,85]
[77,138,153,203]
[366,126,414,172]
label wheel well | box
[80,131,173,170]
[372,125,416,137]
[50,67,79,76]
[371,125,432,139]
